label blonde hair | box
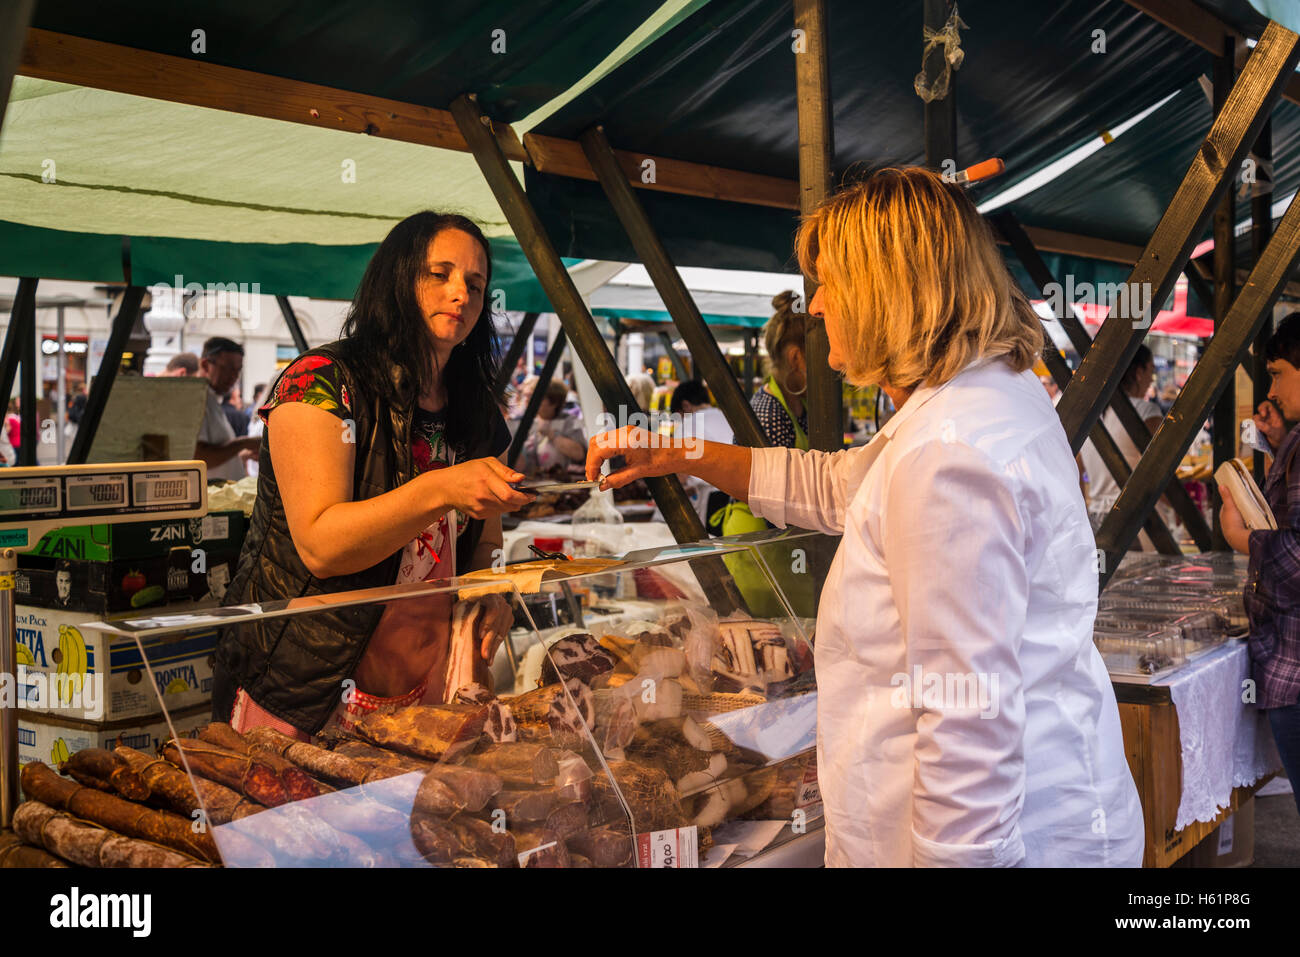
[626,373,656,410]
[795,166,1042,390]
[763,290,808,384]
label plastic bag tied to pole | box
[914,5,969,104]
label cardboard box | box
[17,703,211,784]
[15,540,243,614]
[1180,798,1256,868]
[28,511,246,563]
[13,603,218,722]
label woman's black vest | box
[212,342,489,733]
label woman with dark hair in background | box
[214,211,533,739]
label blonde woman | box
[587,167,1143,868]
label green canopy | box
[524,0,1217,269]
[0,1,701,300]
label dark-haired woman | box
[213,213,533,739]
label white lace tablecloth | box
[1153,641,1282,830]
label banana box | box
[14,603,218,722]
[17,703,210,794]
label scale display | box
[0,463,207,550]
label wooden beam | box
[275,295,309,356]
[508,328,565,470]
[19,29,527,161]
[1036,320,1183,555]
[994,211,1203,551]
[1097,187,1300,579]
[993,225,1145,266]
[579,125,767,449]
[1212,39,1238,549]
[1124,0,1300,107]
[794,0,842,453]
[449,93,715,555]
[0,0,34,136]
[495,311,540,398]
[1251,121,1274,484]
[923,0,958,170]
[1056,20,1300,456]
[68,286,145,466]
[522,132,799,210]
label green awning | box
[525,0,1215,268]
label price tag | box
[795,763,823,814]
[636,825,699,868]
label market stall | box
[5,530,831,868]
[1099,551,1281,867]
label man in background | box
[164,353,199,377]
[195,338,258,481]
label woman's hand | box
[1217,486,1251,554]
[436,457,535,519]
[1254,400,1287,451]
[474,593,514,662]
[586,427,682,490]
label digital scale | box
[0,461,208,828]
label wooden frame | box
[994,211,1211,552]
[68,286,145,466]
[1211,40,1239,548]
[449,93,712,551]
[794,0,841,452]
[275,295,310,356]
[579,125,768,449]
[1056,20,1300,457]
[1097,186,1300,575]
[507,327,566,470]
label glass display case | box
[43,529,832,869]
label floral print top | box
[260,353,509,581]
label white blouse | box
[748,358,1144,867]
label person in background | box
[671,379,734,524]
[627,373,656,414]
[195,337,259,481]
[223,387,251,438]
[5,398,20,463]
[714,292,810,539]
[1220,312,1300,815]
[66,381,87,428]
[753,291,809,450]
[520,379,586,477]
[247,384,269,438]
[1077,344,1175,548]
[164,352,199,377]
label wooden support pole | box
[794,0,841,452]
[0,278,35,418]
[1184,263,1215,321]
[495,311,540,398]
[17,285,37,466]
[656,332,689,383]
[0,1,35,136]
[508,328,566,470]
[1056,20,1300,456]
[1096,189,1300,581]
[275,295,309,356]
[449,94,709,550]
[1251,121,1274,485]
[1212,40,1239,549]
[993,212,1196,552]
[1036,325,1182,556]
[68,287,145,466]
[923,0,958,170]
[578,125,767,449]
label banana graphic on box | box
[14,643,34,668]
[55,624,87,705]
[50,737,70,767]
